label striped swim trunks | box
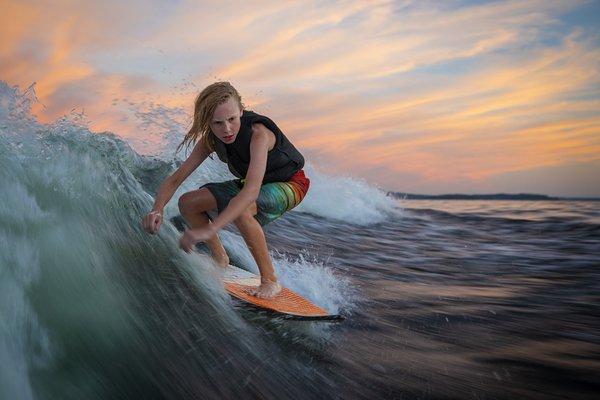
[201,170,310,226]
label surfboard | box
[222,264,344,321]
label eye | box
[228,117,235,122]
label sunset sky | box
[2,0,599,196]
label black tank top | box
[212,111,305,183]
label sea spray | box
[271,250,353,315]
[296,163,398,224]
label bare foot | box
[250,281,282,299]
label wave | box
[0,82,230,397]
[294,164,398,225]
[0,81,353,399]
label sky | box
[1,0,599,197]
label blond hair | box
[177,81,244,153]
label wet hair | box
[177,81,244,154]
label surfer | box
[142,82,309,299]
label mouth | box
[223,134,234,141]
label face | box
[210,97,243,144]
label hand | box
[142,210,163,234]
[179,226,215,253]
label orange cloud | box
[281,31,599,186]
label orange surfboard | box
[222,265,344,321]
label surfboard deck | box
[222,264,344,321]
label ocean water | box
[1,81,599,400]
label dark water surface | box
[266,200,600,399]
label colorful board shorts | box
[201,170,310,226]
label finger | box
[147,214,156,230]
[145,218,153,233]
[150,219,159,234]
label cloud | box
[1,0,598,195]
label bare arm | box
[142,140,211,233]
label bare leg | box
[234,203,281,298]
[178,189,229,267]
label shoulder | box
[250,122,276,151]
[189,137,211,157]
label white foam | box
[272,251,354,315]
[295,163,397,225]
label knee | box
[234,207,256,229]
[178,188,214,217]
[178,191,196,216]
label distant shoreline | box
[387,192,600,201]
